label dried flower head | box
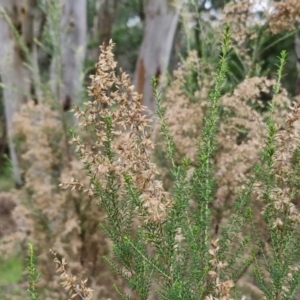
[67,40,172,225]
[267,0,300,34]
[50,249,93,300]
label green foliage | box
[68,26,300,299]
[27,244,40,300]
[0,251,24,300]
[259,31,298,94]
[1,1,300,297]
[70,25,232,300]
[251,51,300,300]
[0,255,23,286]
[0,154,14,191]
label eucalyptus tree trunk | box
[134,0,182,114]
[0,0,37,185]
[89,0,119,62]
[60,0,87,109]
[295,31,300,97]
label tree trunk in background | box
[89,0,119,63]
[295,31,300,97]
[134,0,182,114]
[0,0,37,186]
[60,0,87,109]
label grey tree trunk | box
[134,0,182,114]
[0,0,87,184]
[60,0,87,109]
[0,0,37,185]
[89,0,119,62]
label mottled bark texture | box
[134,0,182,114]
[60,0,87,109]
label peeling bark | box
[134,0,183,114]
[137,58,145,96]
[60,0,87,109]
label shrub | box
[55,27,300,299]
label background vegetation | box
[0,0,300,299]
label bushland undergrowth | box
[1,1,300,299]
[22,27,300,300]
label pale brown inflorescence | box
[206,239,246,300]
[216,77,289,210]
[162,50,212,163]
[159,46,294,298]
[65,40,172,225]
[251,103,300,299]
[6,100,122,299]
[161,52,290,216]
[267,0,300,34]
[50,249,93,300]
[260,103,300,229]
[222,0,261,72]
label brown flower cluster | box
[161,50,212,163]
[50,249,93,300]
[267,0,300,34]
[251,102,300,299]
[216,77,289,210]
[161,52,290,221]
[159,49,299,298]
[3,100,122,299]
[65,40,172,225]
[223,0,260,68]
[0,192,22,257]
[260,103,300,229]
[206,239,246,300]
